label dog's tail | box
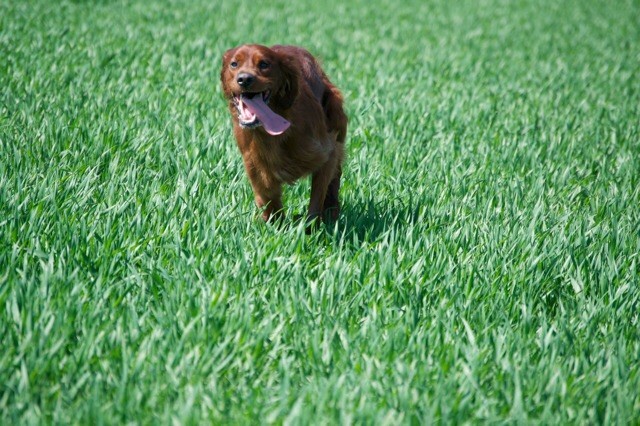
[322,84,348,144]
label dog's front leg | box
[244,160,283,222]
[308,155,337,221]
[253,187,283,222]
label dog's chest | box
[253,144,298,184]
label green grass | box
[1,0,639,423]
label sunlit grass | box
[1,0,639,423]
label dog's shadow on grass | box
[325,197,417,243]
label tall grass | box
[1,0,639,423]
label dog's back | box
[271,45,347,142]
[271,45,327,103]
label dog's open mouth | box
[234,91,270,128]
[233,91,291,136]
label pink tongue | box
[242,95,290,135]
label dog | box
[220,44,347,223]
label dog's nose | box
[237,73,255,88]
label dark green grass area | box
[1,0,639,423]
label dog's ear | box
[220,47,238,98]
[275,54,299,110]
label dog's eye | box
[258,60,270,70]
[230,61,238,69]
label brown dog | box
[220,44,347,223]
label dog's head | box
[220,44,298,133]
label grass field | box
[1,0,639,423]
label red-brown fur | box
[220,44,347,222]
